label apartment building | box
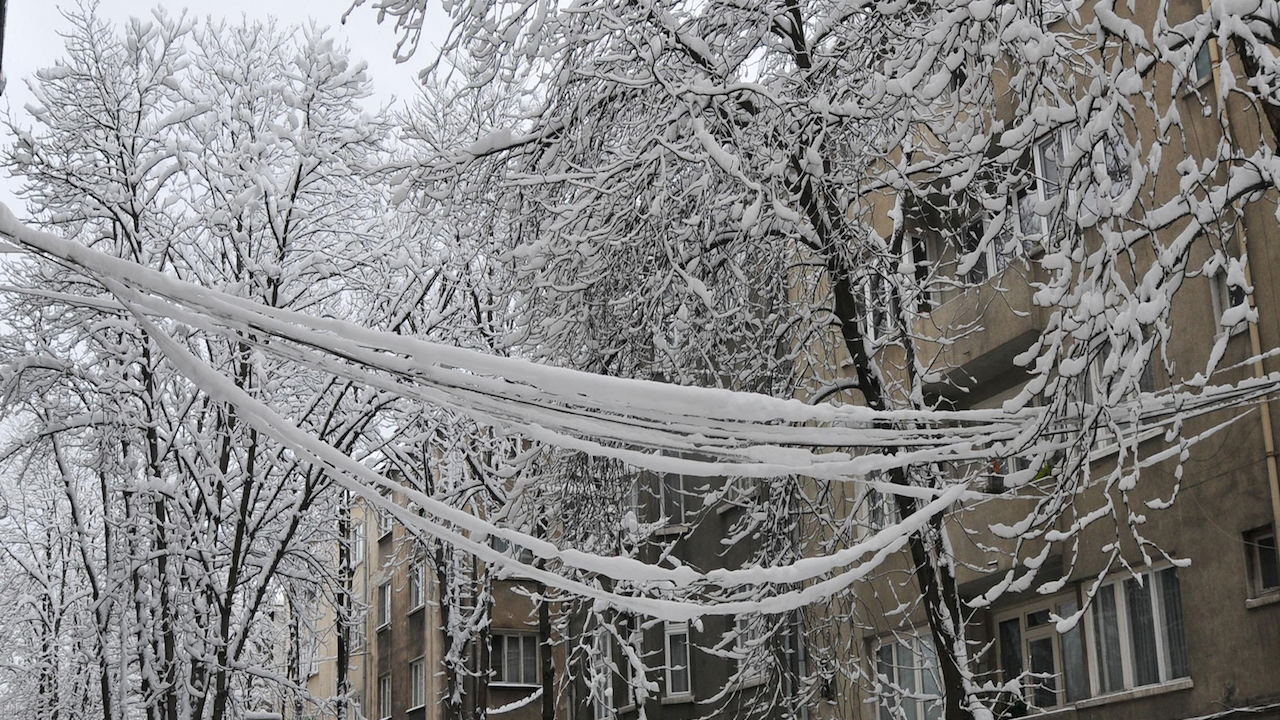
[832,5,1280,720]
[296,482,567,720]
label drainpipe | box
[1242,257,1280,542]
[1206,14,1280,543]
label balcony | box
[914,266,1043,406]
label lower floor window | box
[665,621,691,697]
[492,633,539,685]
[591,629,614,719]
[1090,566,1189,694]
[410,657,426,708]
[997,597,1088,708]
[378,674,391,720]
[873,635,941,720]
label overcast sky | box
[0,0,450,212]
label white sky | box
[0,0,451,213]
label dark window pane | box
[1125,577,1160,686]
[1093,584,1124,693]
[1159,568,1190,679]
[1028,637,1057,708]
[999,618,1023,685]
[669,632,690,695]
[877,644,895,720]
[662,475,684,523]
[523,636,539,684]
[1259,534,1280,591]
[507,635,522,683]
[492,636,504,682]
[1194,44,1211,83]
[1057,600,1089,702]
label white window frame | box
[590,629,614,719]
[348,691,363,720]
[1189,42,1213,89]
[378,673,392,720]
[492,633,540,687]
[409,656,427,710]
[664,621,692,699]
[1032,124,1079,240]
[1245,525,1279,598]
[377,582,392,630]
[1210,268,1248,338]
[734,614,767,683]
[351,519,365,566]
[409,562,426,612]
[378,489,395,537]
[994,594,1089,709]
[864,475,902,533]
[660,474,694,527]
[872,633,942,720]
[1083,565,1189,697]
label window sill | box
[409,603,426,616]
[375,622,390,632]
[660,695,694,706]
[1074,677,1193,709]
[716,501,748,516]
[653,524,690,538]
[407,705,426,713]
[618,705,636,714]
[734,676,767,691]
[1246,590,1280,609]
[378,530,393,541]
[491,682,541,690]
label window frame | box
[864,475,902,533]
[994,593,1090,709]
[660,474,695,527]
[1245,525,1280,598]
[664,621,692,699]
[377,489,395,538]
[352,518,365,566]
[734,614,768,683]
[409,561,427,612]
[871,632,942,720]
[1031,124,1079,241]
[491,632,541,687]
[1083,565,1190,697]
[409,656,427,710]
[378,673,392,720]
[377,581,392,630]
[1188,42,1213,90]
[1209,268,1248,338]
[590,628,614,719]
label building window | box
[873,635,942,720]
[997,597,1089,709]
[735,614,767,681]
[1088,566,1189,695]
[350,520,365,566]
[378,673,392,720]
[410,657,426,709]
[348,691,363,720]
[378,488,395,537]
[861,271,900,342]
[492,633,539,686]
[377,582,392,629]
[661,474,698,526]
[664,621,691,698]
[959,217,991,285]
[1245,525,1280,597]
[1190,42,1212,87]
[409,562,426,611]
[1210,268,1248,337]
[590,629,613,719]
[1033,124,1079,238]
[909,235,933,314]
[864,477,902,531]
